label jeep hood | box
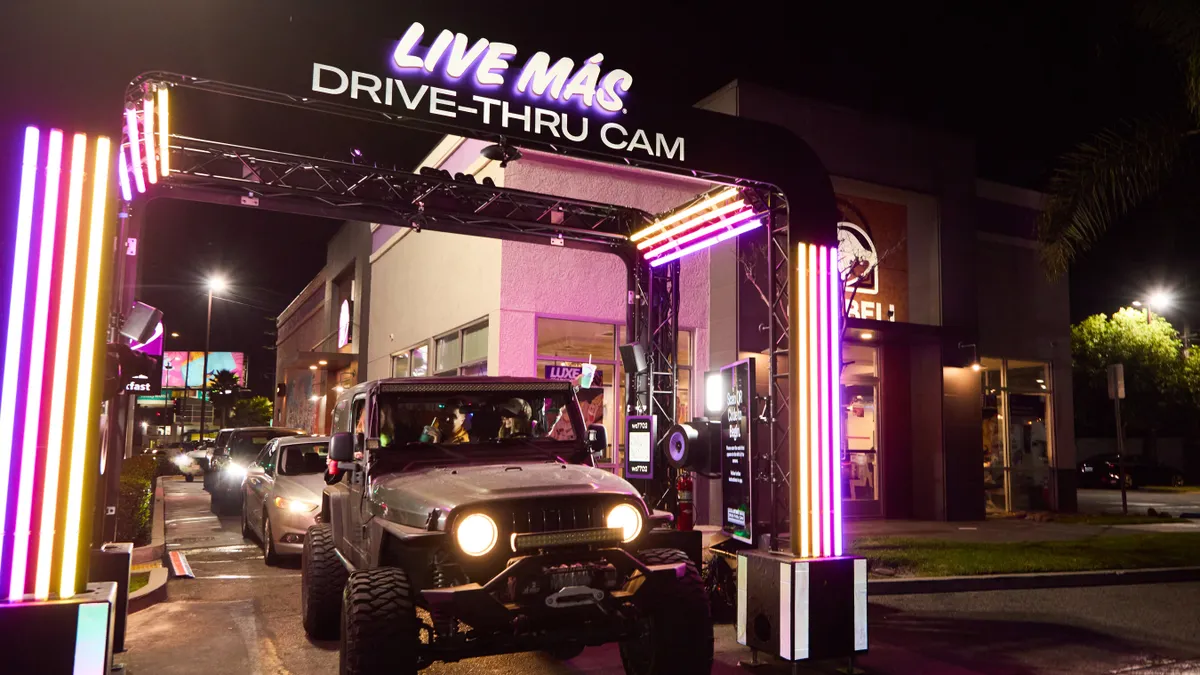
[370,463,639,530]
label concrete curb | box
[869,565,1200,595]
[128,567,168,613]
[131,481,166,566]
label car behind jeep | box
[301,377,712,674]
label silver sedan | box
[241,436,329,565]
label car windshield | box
[229,431,300,463]
[279,442,329,476]
[375,389,581,449]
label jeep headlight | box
[606,503,643,543]
[455,513,498,557]
[225,463,247,480]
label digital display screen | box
[625,415,655,478]
[628,430,651,463]
[162,351,246,389]
[721,358,755,544]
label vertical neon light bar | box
[795,244,810,558]
[124,108,145,194]
[60,136,111,598]
[807,244,821,555]
[0,128,41,577]
[157,86,170,177]
[9,130,64,600]
[143,96,157,184]
[817,246,832,557]
[36,133,88,599]
[829,247,845,555]
[117,143,132,202]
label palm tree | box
[207,369,241,428]
[1037,0,1200,276]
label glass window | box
[411,345,429,377]
[279,442,330,476]
[436,332,461,373]
[677,330,693,366]
[463,322,488,364]
[842,383,879,502]
[981,358,1053,513]
[537,318,615,361]
[391,352,410,378]
[257,440,280,475]
[677,369,692,421]
[1006,360,1049,393]
[843,343,878,379]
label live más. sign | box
[310,22,686,162]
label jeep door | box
[338,393,370,565]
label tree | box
[1038,0,1200,275]
[207,369,241,427]
[230,396,273,428]
[1071,307,1187,439]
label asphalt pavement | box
[1078,488,1200,517]
[116,478,1200,674]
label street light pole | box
[199,288,213,441]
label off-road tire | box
[301,524,348,640]
[340,567,419,675]
[263,514,279,566]
[619,548,713,675]
[185,474,195,482]
[547,644,585,660]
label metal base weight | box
[0,582,117,674]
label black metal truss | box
[765,204,791,551]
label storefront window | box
[433,319,488,376]
[391,352,410,378]
[537,318,615,362]
[411,344,428,376]
[436,332,461,374]
[538,318,618,465]
[981,359,1053,513]
[613,328,694,474]
[391,343,429,378]
[841,342,880,514]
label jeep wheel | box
[301,524,348,640]
[185,474,195,483]
[619,548,713,675]
[340,567,419,675]
[547,644,585,660]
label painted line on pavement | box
[870,565,1200,595]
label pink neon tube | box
[125,109,146,194]
[637,200,747,251]
[649,219,762,267]
[796,244,811,557]
[8,129,64,600]
[644,208,756,260]
[143,97,157,184]
[807,244,821,555]
[818,246,832,557]
[0,127,41,578]
[118,143,132,201]
[829,247,844,555]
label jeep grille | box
[509,499,607,534]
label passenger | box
[497,398,532,438]
[421,402,471,444]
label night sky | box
[0,0,1196,396]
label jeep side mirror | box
[330,432,355,462]
[587,424,607,455]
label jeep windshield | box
[374,388,584,454]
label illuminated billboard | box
[162,351,246,389]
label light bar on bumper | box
[510,527,625,553]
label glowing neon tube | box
[0,127,41,582]
[818,246,832,557]
[60,136,111,599]
[9,129,64,600]
[649,219,762,267]
[807,244,821,555]
[829,246,844,556]
[629,188,738,242]
[643,208,756,260]
[117,143,132,201]
[125,108,145,194]
[796,244,810,558]
[637,200,746,251]
[36,133,88,600]
[157,86,170,177]
[143,96,157,184]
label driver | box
[421,401,471,444]
[497,398,532,438]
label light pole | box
[199,276,227,442]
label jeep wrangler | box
[301,377,712,674]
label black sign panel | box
[721,358,755,544]
[625,415,655,479]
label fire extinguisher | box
[677,472,694,531]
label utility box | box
[89,542,132,652]
[0,582,116,673]
[736,551,868,661]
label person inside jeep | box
[497,397,532,438]
[420,401,472,444]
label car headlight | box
[173,455,192,467]
[274,496,319,513]
[606,503,643,543]
[225,463,247,479]
[455,513,498,557]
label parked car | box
[208,426,306,514]
[202,431,235,492]
[242,436,330,565]
[1077,453,1185,489]
[300,377,710,674]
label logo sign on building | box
[836,195,908,323]
[309,22,686,163]
[720,358,755,544]
[625,415,655,479]
[128,322,165,395]
[338,299,353,348]
[543,364,603,387]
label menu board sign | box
[721,358,755,544]
[625,415,655,479]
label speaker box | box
[120,302,162,344]
[618,342,647,374]
[737,551,868,661]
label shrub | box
[115,455,158,546]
